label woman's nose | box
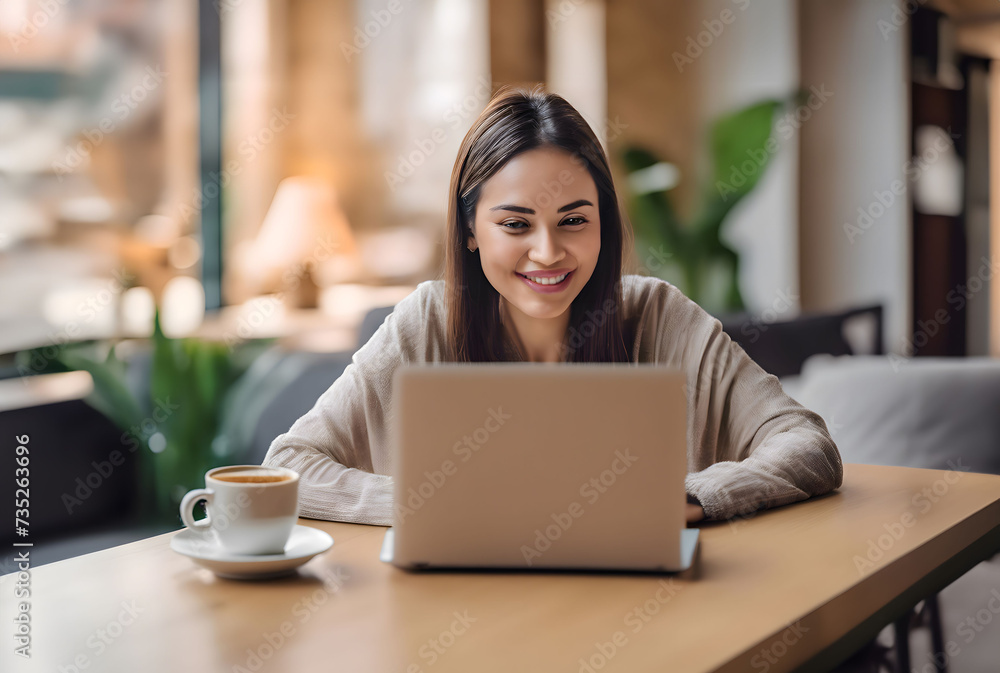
[529,228,565,265]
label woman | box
[262,85,843,527]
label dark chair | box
[719,304,884,378]
[244,351,355,465]
[246,305,397,464]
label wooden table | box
[3,464,1000,673]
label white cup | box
[179,465,299,555]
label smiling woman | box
[466,147,603,364]
[447,86,631,364]
[261,84,844,528]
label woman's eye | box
[499,217,587,231]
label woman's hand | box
[685,503,705,523]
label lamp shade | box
[238,176,357,294]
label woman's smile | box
[516,269,575,292]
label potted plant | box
[17,312,273,525]
[622,94,805,314]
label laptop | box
[379,363,699,572]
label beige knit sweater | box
[262,274,843,525]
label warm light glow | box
[58,196,114,224]
[319,284,417,323]
[161,276,205,337]
[135,214,181,247]
[121,286,155,336]
[232,295,287,338]
[0,0,29,33]
[357,228,434,279]
[237,176,358,293]
[169,236,202,269]
[0,370,93,413]
[42,279,120,339]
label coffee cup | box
[179,465,299,555]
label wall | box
[798,0,911,354]
[697,0,801,316]
[606,0,702,227]
[607,0,800,315]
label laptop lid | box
[386,363,692,572]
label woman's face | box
[470,146,601,321]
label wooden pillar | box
[990,60,1000,356]
[488,0,546,91]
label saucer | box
[170,524,334,580]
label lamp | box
[235,176,358,308]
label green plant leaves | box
[16,309,274,523]
[622,96,790,313]
[59,345,145,433]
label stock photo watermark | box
[52,65,168,181]
[16,268,136,379]
[384,76,493,191]
[386,88,625,192]
[716,84,833,202]
[6,0,70,52]
[736,287,799,344]
[725,481,789,534]
[223,232,346,351]
[407,611,477,672]
[911,587,1000,673]
[340,0,411,62]
[749,621,810,672]
[178,107,296,225]
[634,243,673,277]
[546,0,586,28]
[520,448,639,566]
[890,255,1000,368]
[843,126,960,244]
[852,458,971,576]
[559,241,673,359]
[60,397,180,515]
[672,0,752,73]
[557,299,618,360]
[393,407,512,522]
[232,566,349,672]
[577,578,682,672]
[11,434,33,658]
[877,0,930,40]
[57,600,144,672]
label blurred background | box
[0,0,998,669]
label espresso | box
[214,471,291,484]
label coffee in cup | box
[179,465,299,555]
[214,471,293,484]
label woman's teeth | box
[524,273,568,285]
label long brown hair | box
[444,84,634,363]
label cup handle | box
[180,488,215,531]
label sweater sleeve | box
[261,286,429,526]
[663,288,844,522]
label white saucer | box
[170,524,334,580]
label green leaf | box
[55,350,144,433]
[692,99,783,239]
[621,145,685,261]
[709,99,782,195]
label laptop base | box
[380,527,700,573]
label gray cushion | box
[244,351,354,465]
[791,355,1000,475]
